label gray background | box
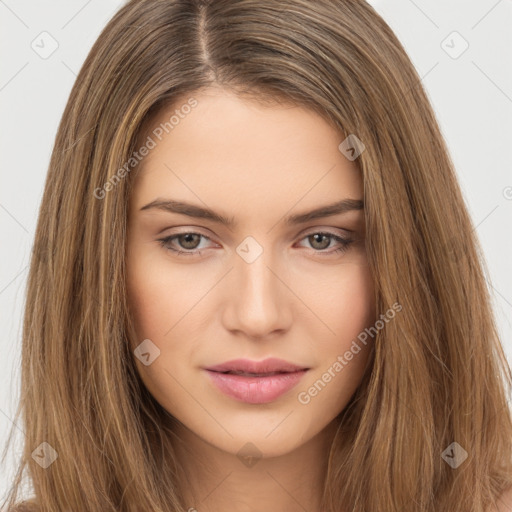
[1,0,511,502]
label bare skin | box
[126,86,376,512]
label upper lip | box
[204,358,309,374]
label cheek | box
[125,250,199,409]
[327,264,375,375]
[312,262,375,343]
[126,245,198,344]
[295,263,375,411]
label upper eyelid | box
[159,228,352,247]
[159,225,353,238]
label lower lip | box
[204,369,308,404]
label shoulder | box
[492,487,512,512]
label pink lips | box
[204,358,309,404]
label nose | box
[221,246,292,340]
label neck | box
[171,418,340,512]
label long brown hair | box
[3,0,512,510]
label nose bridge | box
[224,236,288,336]
[237,240,279,307]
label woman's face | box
[126,86,375,458]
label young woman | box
[3,1,512,511]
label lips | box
[204,357,308,375]
[203,358,309,404]
[220,371,283,377]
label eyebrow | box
[139,197,364,227]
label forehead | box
[130,88,362,217]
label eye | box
[158,232,214,256]
[157,230,354,257]
[295,231,354,256]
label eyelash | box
[157,231,354,257]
